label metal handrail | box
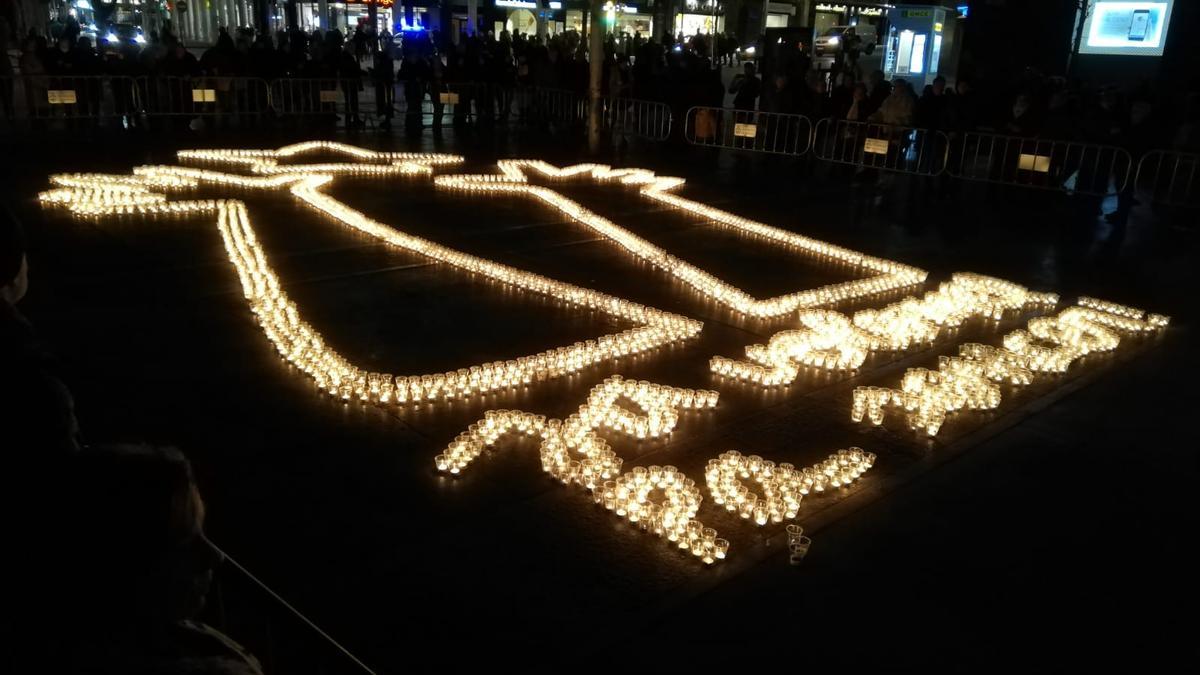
[211,541,377,674]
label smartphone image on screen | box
[1128,9,1151,41]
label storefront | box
[491,0,565,36]
[342,0,395,33]
[284,1,434,35]
[607,2,652,36]
[765,2,795,28]
[171,0,255,45]
[810,1,888,47]
[675,0,723,36]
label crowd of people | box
[4,17,1198,154]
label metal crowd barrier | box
[138,76,271,122]
[0,75,138,126]
[420,81,486,125]
[813,118,949,175]
[512,86,585,126]
[270,77,371,126]
[265,79,583,130]
[946,131,1132,196]
[685,106,813,155]
[432,81,525,125]
[1134,149,1200,208]
[601,97,672,141]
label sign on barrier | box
[734,123,757,138]
[191,89,217,103]
[319,89,340,103]
[864,138,889,155]
[439,92,460,105]
[1018,153,1052,173]
[47,90,77,105]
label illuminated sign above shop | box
[816,3,886,15]
[1080,0,1174,56]
[497,0,564,8]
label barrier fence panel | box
[601,97,672,141]
[270,77,371,127]
[947,131,1132,196]
[420,81,488,126]
[0,75,137,126]
[1135,150,1200,208]
[138,76,270,123]
[813,118,948,175]
[512,86,585,127]
[684,106,812,155]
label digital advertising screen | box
[1079,1,1175,56]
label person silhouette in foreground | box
[29,444,266,674]
[0,208,80,454]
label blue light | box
[957,4,968,18]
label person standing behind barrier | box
[829,73,853,120]
[18,37,48,122]
[399,40,428,132]
[0,19,15,120]
[200,29,240,77]
[1002,92,1039,137]
[1108,97,1161,228]
[801,70,832,122]
[762,74,798,115]
[917,76,949,130]
[337,40,364,129]
[863,69,890,119]
[729,61,761,113]
[493,31,516,123]
[869,78,914,126]
[105,40,143,128]
[844,81,868,122]
[161,40,200,77]
[430,51,448,134]
[842,27,863,79]
[372,38,395,130]
[45,37,76,76]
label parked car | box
[814,25,877,57]
[103,23,147,47]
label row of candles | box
[435,376,733,563]
[852,299,1170,436]
[41,152,705,406]
[705,449,875,526]
[434,376,875,564]
[711,272,1061,386]
[434,160,928,318]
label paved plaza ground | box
[6,127,1195,669]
